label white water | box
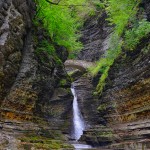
[71,87,85,141]
[72,143,92,150]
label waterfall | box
[71,86,85,141]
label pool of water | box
[72,143,93,150]
[71,142,112,150]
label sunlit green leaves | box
[106,0,140,35]
[124,19,150,50]
[35,0,81,51]
[90,0,141,94]
[35,0,97,52]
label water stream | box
[71,86,92,149]
[71,86,85,140]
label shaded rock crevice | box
[78,12,112,61]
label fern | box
[34,0,97,53]
[124,19,150,50]
[90,0,140,94]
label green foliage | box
[36,40,55,55]
[35,0,82,51]
[97,104,107,112]
[36,39,62,65]
[35,0,98,53]
[106,0,140,35]
[89,36,122,93]
[93,1,105,10]
[124,19,150,50]
[90,0,140,94]
[20,135,73,149]
[68,53,78,59]
[59,79,67,87]
[142,43,150,54]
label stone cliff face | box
[73,75,99,125]
[78,12,111,62]
[1,0,150,149]
[76,0,150,149]
[71,9,112,127]
[69,12,113,146]
[99,1,150,148]
[100,36,150,149]
[0,0,34,102]
[0,0,73,149]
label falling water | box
[71,86,85,141]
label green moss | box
[142,43,150,54]
[54,56,63,65]
[59,79,67,86]
[89,0,141,94]
[0,71,4,82]
[97,104,107,112]
[98,131,113,138]
[124,19,150,51]
[93,91,98,96]
[36,40,55,55]
[35,39,63,67]
[89,38,122,94]
[20,135,73,150]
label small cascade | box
[71,86,85,141]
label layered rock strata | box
[100,39,150,149]
[78,12,112,62]
[0,0,73,149]
[76,1,150,149]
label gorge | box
[0,0,150,150]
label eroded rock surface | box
[75,1,150,149]
[73,75,99,125]
[65,59,95,72]
[78,12,112,61]
[0,0,73,149]
[0,0,34,101]
[99,39,150,149]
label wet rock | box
[73,75,99,125]
[0,120,73,150]
[67,69,84,81]
[80,126,113,147]
[78,12,112,61]
[98,26,150,149]
[76,1,150,149]
[0,0,33,101]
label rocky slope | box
[100,36,150,149]
[67,11,114,147]
[76,0,150,149]
[78,11,111,62]
[0,0,150,149]
[0,0,73,149]
[99,1,150,148]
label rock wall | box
[78,12,112,62]
[77,0,150,149]
[98,1,150,148]
[73,75,99,125]
[0,0,34,102]
[0,0,72,125]
[73,10,112,126]
[0,0,73,149]
[100,36,150,149]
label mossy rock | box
[59,79,67,87]
[97,104,107,112]
[19,135,74,150]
